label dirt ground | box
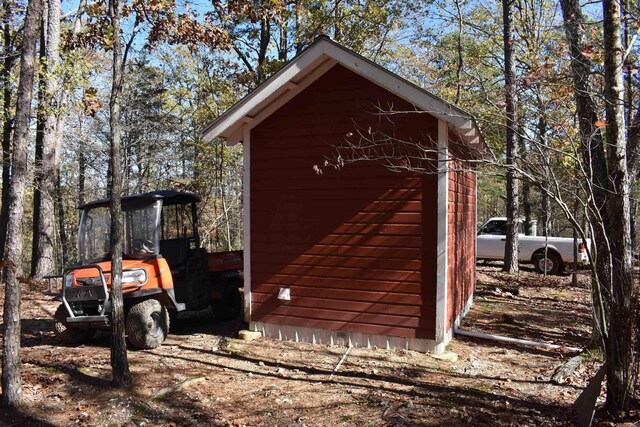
[0,264,637,426]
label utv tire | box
[211,285,242,321]
[533,252,561,275]
[126,299,169,349]
[53,304,94,345]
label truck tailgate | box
[208,250,243,272]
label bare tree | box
[0,1,18,263]
[557,0,637,413]
[453,0,464,105]
[31,5,47,277]
[1,0,43,407]
[55,0,87,268]
[599,0,636,411]
[32,0,62,278]
[502,0,519,273]
[108,0,131,388]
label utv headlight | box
[122,269,147,285]
[64,274,74,288]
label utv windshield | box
[78,200,162,264]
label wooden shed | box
[203,37,488,353]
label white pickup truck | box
[476,217,591,275]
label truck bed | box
[207,250,243,273]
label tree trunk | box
[522,180,531,234]
[333,0,342,42]
[623,0,632,126]
[55,111,67,266]
[78,130,86,208]
[453,0,464,105]
[295,1,303,55]
[108,0,131,389]
[0,0,16,263]
[257,14,270,83]
[601,0,636,412]
[520,119,532,235]
[559,0,609,322]
[560,0,638,413]
[31,12,45,275]
[558,0,608,219]
[502,0,519,273]
[540,191,550,236]
[1,0,43,407]
[32,0,61,278]
[49,0,84,269]
[56,176,67,266]
[278,13,287,62]
[560,0,610,359]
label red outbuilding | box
[203,37,488,353]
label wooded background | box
[4,0,625,276]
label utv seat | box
[159,239,190,274]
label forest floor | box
[0,263,638,426]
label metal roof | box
[79,190,201,210]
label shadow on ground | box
[0,407,58,427]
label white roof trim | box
[202,37,486,156]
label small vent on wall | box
[277,288,291,301]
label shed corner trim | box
[435,119,449,342]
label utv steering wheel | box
[132,239,154,254]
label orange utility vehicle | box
[53,191,243,349]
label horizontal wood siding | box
[447,155,476,329]
[250,64,439,339]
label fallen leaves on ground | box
[0,264,637,426]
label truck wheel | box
[533,252,561,275]
[53,304,94,345]
[211,285,242,321]
[126,299,169,349]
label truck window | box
[479,220,507,235]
